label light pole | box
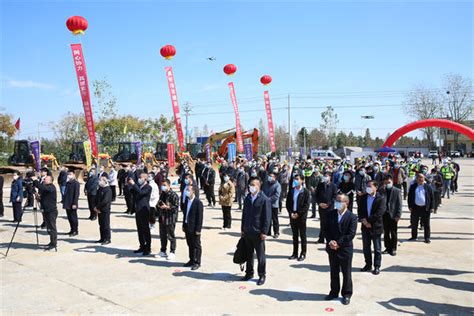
[183,102,192,147]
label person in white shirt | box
[108,165,118,201]
[148,172,160,231]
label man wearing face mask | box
[62,170,80,236]
[108,165,118,202]
[440,160,455,199]
[84,168,99,221]
[315,172,338,244]
[33,175,58,251]
[358,180,386,275]
[148,172,160,231]
[382,175,402,256]
[241,177,271,285]
[129,172,152,255]
[218,173,235,230]
[354,167,372,211]
[10,171,23,222]
[182,184,204,270]
[408,172,434,244]
[98,165,108,179]
[117,165,126,196]
[277,164,289,213]
[390,162,406,200]
[338,171,355,212]
[286,174,310,261]
[201,162,216,207]
[157,179,180,260]
[94,176,112,245]
[236,165,249,210]
[124,165,137,214]
[262,172,281,238]
[307,167,323,218]
[323,194,357,305]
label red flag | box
[264,91,276,152]
[14,118,20,130]
[164,67,185,152]
[228,82,244,152]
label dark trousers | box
[328,250,353,298]
[87,194,97,219]
[411,206,431,240]
[204,184,216,205]
[124,189,134,213]
[402,182,407,199]
[268,207,280,236]
[149,207,157,224]
[12,201,23,221]
[159,222,176,253]
[0,194,3,216]
[382,213,398,252]
[25,190,35,208]
[98,211,111,242]
[135,208,151,251]
[318,208,329,241]
[434,190,441,210]
[44,210,58,246]
[311,192,318,216]
[222,206,232,228]
[244,234,266,277]
[361,228,382,268]
[279,183,288,212]
[236,187,245,209]
[118,182,123,196]
[110,185,116,201]
[290,217,307,255]
[66,209,79,233]
[185,228,202,264]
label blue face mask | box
[335,201,344,211]
[184,179,190,185]
[267,176,273,183]
[292,179,299,188]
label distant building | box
[440,119,474,154]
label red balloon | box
[223,64,237,76]
[383,119,474,147]
[66,16,88,35]
[260,75,272,85]
[160,45,176,60]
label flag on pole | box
[14,118,20,130]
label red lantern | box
[160,45,176,60]
[66,16,88,35]
[260,75,272,85]
[223,64,237,76]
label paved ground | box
[1,158,473,315]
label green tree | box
[93,79,118,120]
[320,106,339,148]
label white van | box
[310,149,342,161]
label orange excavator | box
[204,128,259,158]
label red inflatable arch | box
[383,119,474,148]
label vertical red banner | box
[264,90,276,152]
[167,143,175,167]
[228,82,244,152]
[164,67,185,152]
[70,43,98,157]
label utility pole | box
[303,127,307,157]
[183,102,192,147]
[287,94,291,151]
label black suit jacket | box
[131,183,151,212]
[182,197,204,233]
[286,186,310,219]
[315,182,338,210]
[63,180,80,210]
[358,192,386,235]
[95,186,112,213]
[408,182,434,212]
[241,191,271,236]
[34,181,57,212]
[324,209,358,258]
[383,186,402,219]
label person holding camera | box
[157,179,180,260]
[33,175,58,251]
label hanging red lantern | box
[223,64,237,76]
[66,16,88,35]
[260,75,272,85]
[160,45,176,60]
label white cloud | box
[5,79,55,90]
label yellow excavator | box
[0,140,60,174]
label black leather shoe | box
[390,251,397,256]
[191,264,200,271]
[142,250,151,256]
[408,237,417,241]
[257,276,266,286]
[95,240,104,243]
[40,223,46,229]
[133,248,144,253]
[90,217,97,221]
[310,214,316,218]
[44,245,57,251]
[342,297,351,305]
[297,254,306,262]
[424,239,431,244]
[242,274,254,281]
[273,234,279,239]
[101,240,111,245]
[325,294,338,300]
[70,231,78,237]
[373,268,380,275]
[183,261,194,267]
[317,239,325,244]
[382,249,389,254]
[288,254,298,260]
[360,265,372,272]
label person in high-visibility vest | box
[440,160,455,199]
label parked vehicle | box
[310,149,342,161]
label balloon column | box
[224,64,244,152]
[160,44,185,152]
[261,75,276,152]
[66,16,98,158]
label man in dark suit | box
[315,172,338,243]
[124,165,138,214]
[236,165,249,210]
[33,175,58,251]
[382,175,402,256]
[241,177,271,286]
[286,174,310,261]
[323,193,357,305]
[201,163,216,207]
[129,172,152,255]
[0,175,4,217]
[182,184,204,270]
[358,180,386,275]
[62,170,80,236]
[95,176,112,245]
[57,166,68,203]
[85,168,99,221]
[10,171,23,222]
[408,172,434,243]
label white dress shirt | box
[338,209,347,223]
[293,187,302,211]
[185,197,195,224]
[415,184,426,206]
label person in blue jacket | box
[10,171,23,222]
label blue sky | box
[1,0,472,141]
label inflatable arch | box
[383,119,474,148]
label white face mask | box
[13,175,19,180]
[161,185,168,192]
[67,175,74,181]
[147,176,153,182]
[249,186,257,194]
[366,187,373,194]
[138,178,145,185]
[99,181,106,188]
[224,176,229,182]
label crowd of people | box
[0,153,462,305]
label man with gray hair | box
[95,176,112,244]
